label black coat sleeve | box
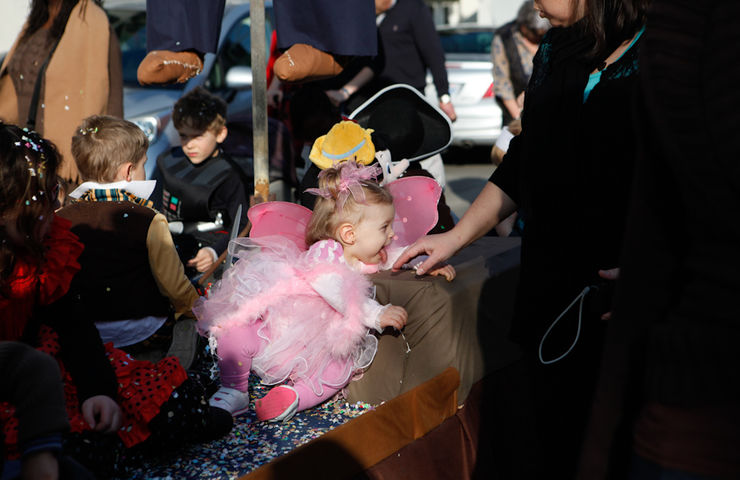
[411,1,449,97]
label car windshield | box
[439,30,494,55]
[107,8,186,90]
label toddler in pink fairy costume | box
[193,161,426,421]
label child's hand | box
[426,263,456,282]
[379,306,408,331]
[81,395,121,433]
[267,77,283,108]
[188,247,216,272]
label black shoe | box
[166,319,200,369]
[201,406,234,441]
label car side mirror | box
[225,66,253,90]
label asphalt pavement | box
[441,147,496,220]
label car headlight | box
[130,113,171,144]
[130,116,160,143]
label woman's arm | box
[393,181,517,274]
[325,66,375,106]
[492,34,516,103]
[501,98,522,120]
[438,180,518,250]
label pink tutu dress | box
[194,236,384,396]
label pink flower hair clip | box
[306,161,381,211]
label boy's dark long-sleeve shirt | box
[158,148,250,256]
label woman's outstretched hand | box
[392,232,459,276]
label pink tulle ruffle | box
[194,236,378,396]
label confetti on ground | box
[114,377,373,480]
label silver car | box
[425,24,502,148]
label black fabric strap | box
[26,38,61,130]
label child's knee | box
[214,324,263,358]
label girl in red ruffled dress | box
[0,124,231,477]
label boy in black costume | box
[157,87,249,276]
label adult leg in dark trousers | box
[0,341,93,479]
[272,0,377,83]
[138,0,377,85]
[138,0,226,85]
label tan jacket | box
[0,1,118,183]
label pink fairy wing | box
[387,176,442,247]
[247,178,439,253]
[248,201,313,251]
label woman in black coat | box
[579,1,740,478]
[395,0,649,476]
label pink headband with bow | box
[305,161,381,211]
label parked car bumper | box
[449,98,501,147]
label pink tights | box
[216,324,264,391]
[215,324,350,412]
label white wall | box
[0,0,30,54]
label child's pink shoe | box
[255,385,299,422]
[209,387,250,416]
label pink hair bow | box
[305,162,381,211]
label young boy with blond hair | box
[57,115,200,366]
[157,86,249,275]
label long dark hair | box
[578,0,650,61]
[0,124,61,288]
[22,0,104,42]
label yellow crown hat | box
[309,121,375,170]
